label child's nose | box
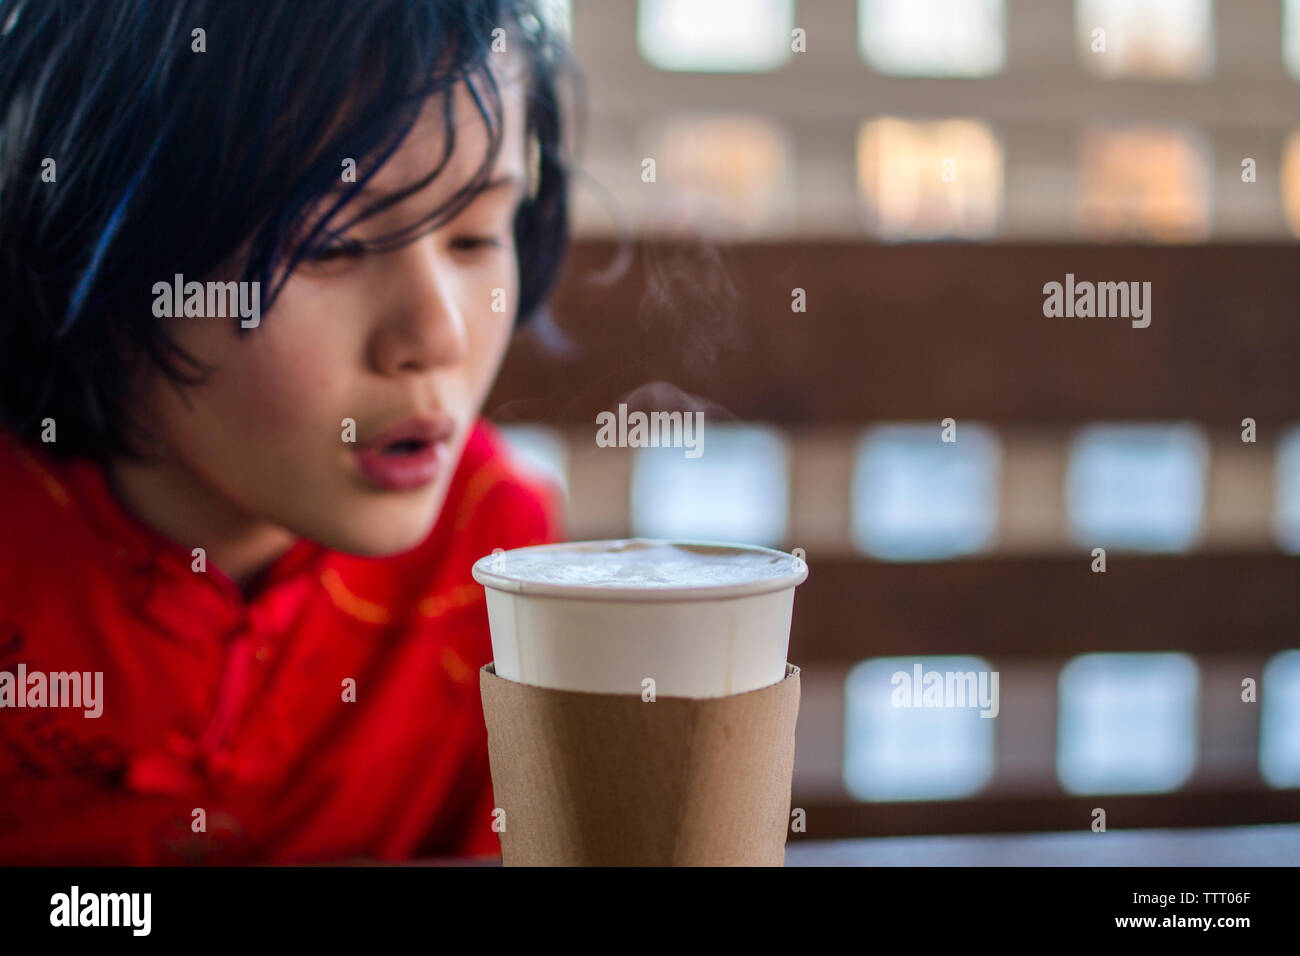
[366,239,469,375]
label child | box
[0,0,571,863]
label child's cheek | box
[221,326,352,450]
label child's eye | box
[449,236,504,253]
[306,239,366,263]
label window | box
[1057,653,1200,794]
[498,424,569,501]
[1066,424,1207,551]
[630,424,788,545]
[1075,0,1215,80]
[1280,132,1300,239]
[1286,0,1300,80]
[844,656,998,801]
[1076,125,1212,241]
[1260,650,1300,788]
[856,118,1003,240]
[636,114,793,236]
[536,0,571,37]
[852,423,1000,560]
[1273,425,1300,552]
[858,0,1005,77]
[637,0,794,73]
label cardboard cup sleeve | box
[480,662,801,866]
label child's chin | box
[309,502,443,558]
[317,522,437,558]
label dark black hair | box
[0,0,573,459]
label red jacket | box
[0,420,562,864]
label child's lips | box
[353,414,456,491]
[361,414,456,450]
[353,439,449,491]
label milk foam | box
[485,539,796,590]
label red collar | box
[59,452,328,643]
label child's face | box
[131,75,530,557]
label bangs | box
[230,4,514,313]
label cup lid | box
[471,538,809,602]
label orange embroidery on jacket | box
[418,583,483,619]
[319,567,391,626]
[10,438,70,508]
[452,460,509,531]
[440,646,474,685]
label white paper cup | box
[471,539,808,698]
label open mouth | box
[354,435,449,491]
[382,438,429,456]
[353,414,455,491]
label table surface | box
[783,823,1300,866]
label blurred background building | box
[488,0,1300,838]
